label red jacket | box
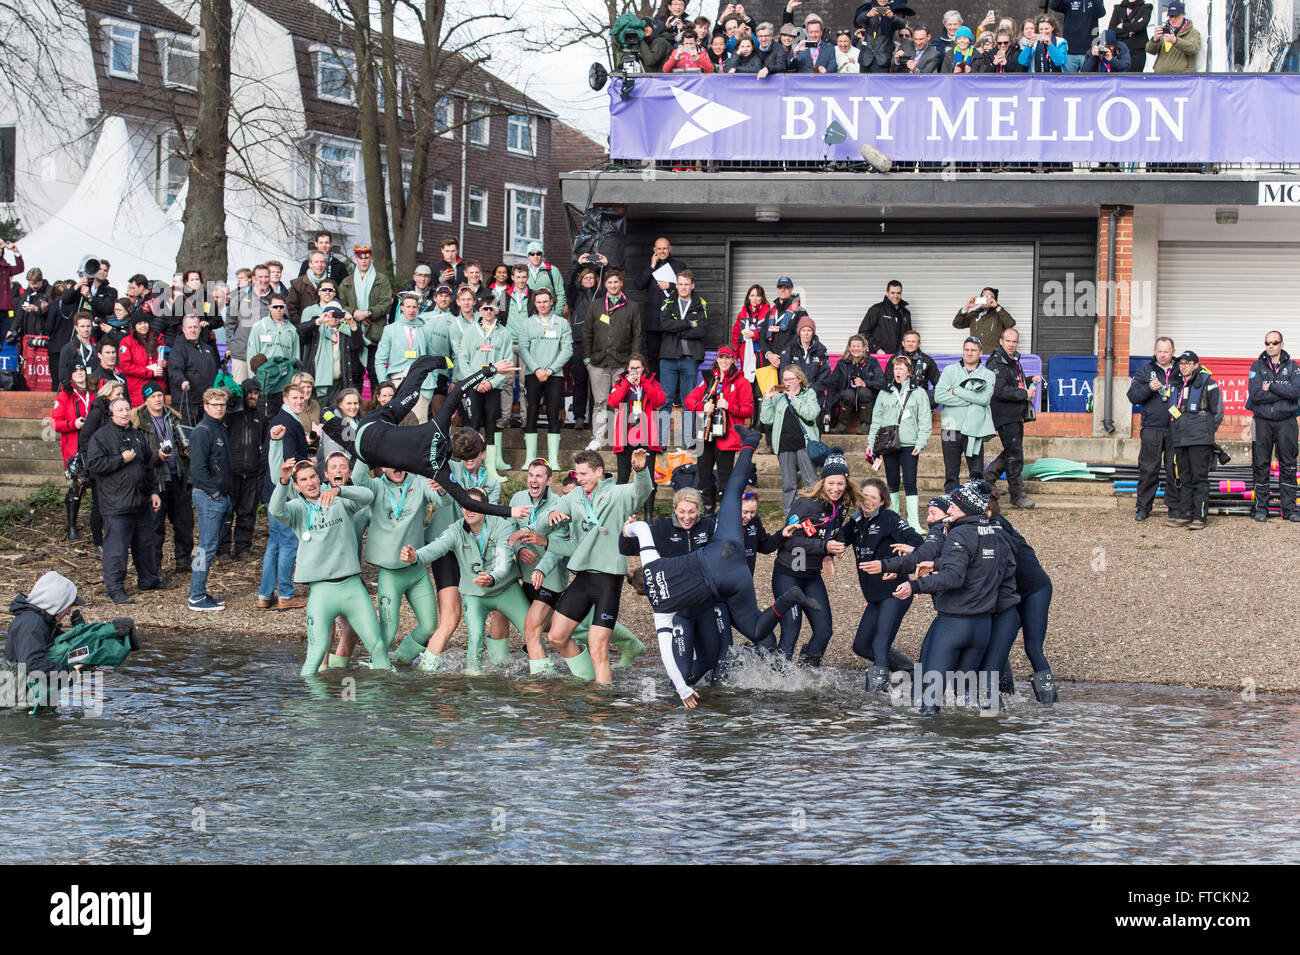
[0,251,22,312]
[731,304,775,369]
[685,366,754,451]
[607,372,667,453]
[118,333,166,406]
[663,47,715,72]
[51,387,92,464]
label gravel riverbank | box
[2,503,1296,693]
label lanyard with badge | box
[385,478,409,521]
[405,323,419,360]
[303,499,322,541]
[537,313,559,340]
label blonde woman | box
[759,365,821,514]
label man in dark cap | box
[1168,350,1222,530]
[131,381,193,578]
[220,379,265,560]
[1082,28,1132,71]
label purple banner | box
[609,73,1300,163]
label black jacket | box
[990,514,1050,600]
[913,515,1017,617]
[189,415,233,496]
[298,255,349,285]
[632,256,687,332]
[58,337,99,382]
[743,515,779,572]
[77,395,115,457]
[3,595,74,676]
[758,298,805,361]
[986,347,1033,428]
[659,295,708,362]
[260,408,309,503]
[828,352,885,399]
[896,347,941,405]
[618,514,714,558]
[780,336,832,396]
[224,399,267,477]
[754,40,789,73]
[882,519,947,575]
[859,297,912,355]
[86,421,157,515]
[774,497,845,578]
[854,9,907,72]
[837,507,924,602]
[167,336,223,422]
[131,406,190,491]
[1169,368,1223,449]
[1126,359,1181,431]
[1246,349,1300,421]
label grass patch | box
[0,483,62,530]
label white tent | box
[20,117,181,280]
[20,116,296,283]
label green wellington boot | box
[416,651,443,673]
[523,432,538,469]
[547,432,563,471]
[611,624,646,668]
[889,491,899,515]
[394,633,427,664]
[486,636,511,665]
[491,433,512,477]
[905,495,923,534]
[327,653,351,669]
[563,647,596,680]
[528,657,557,676]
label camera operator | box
[617,17,672,73]
[132,382,193,579]
[60,259,118,340]
[953,287,1015,354]
[1082,29,1131,71]
[1146,1,1200,73]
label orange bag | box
[655,449,693,486]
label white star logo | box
[668,87,750,150]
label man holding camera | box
[854,2,907,73]
[953,288,1015,354]
[1246,331,1300,522]
[1146,1,1200,73]
[1082,29,1132,71]
[132,382,193,578]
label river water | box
[2,631,1296,864]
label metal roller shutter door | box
[728,242,1035,354]
[1157,242,1300,359]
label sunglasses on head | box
[742,492,758,501]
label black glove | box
[69,609,86,627]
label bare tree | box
[176,0,232,281]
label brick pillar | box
[1094,205,1134,436]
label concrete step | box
[0,418,52,440]
[0,456,65,476]
[0,437,62,459]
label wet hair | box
[452,426,486,460]
[572,449,605,473]
[861,477,891,505]
[673,487,703,510]
[466,487,488,503]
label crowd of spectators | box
[623,1,1199,75]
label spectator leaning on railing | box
[978,30,1025,72]
[903,25,942,73]
[942,26,977,72]
[791,13,837,73]
[1147,1,1200,73]
[753,22,788,75]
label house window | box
[101,19,141,81]
[0,127,15,204]
[313,141,357,220]
[468,104,490,146]
[507,114,535,156]
[506,186,544,256]
[375,64,402,116]
[380,158,412,203]
[156,132,188,209]
[158,33,199,90]
[468,186,488,228]
[313,46,354,105]
[430,180,452,222]
[435,97,454,138]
